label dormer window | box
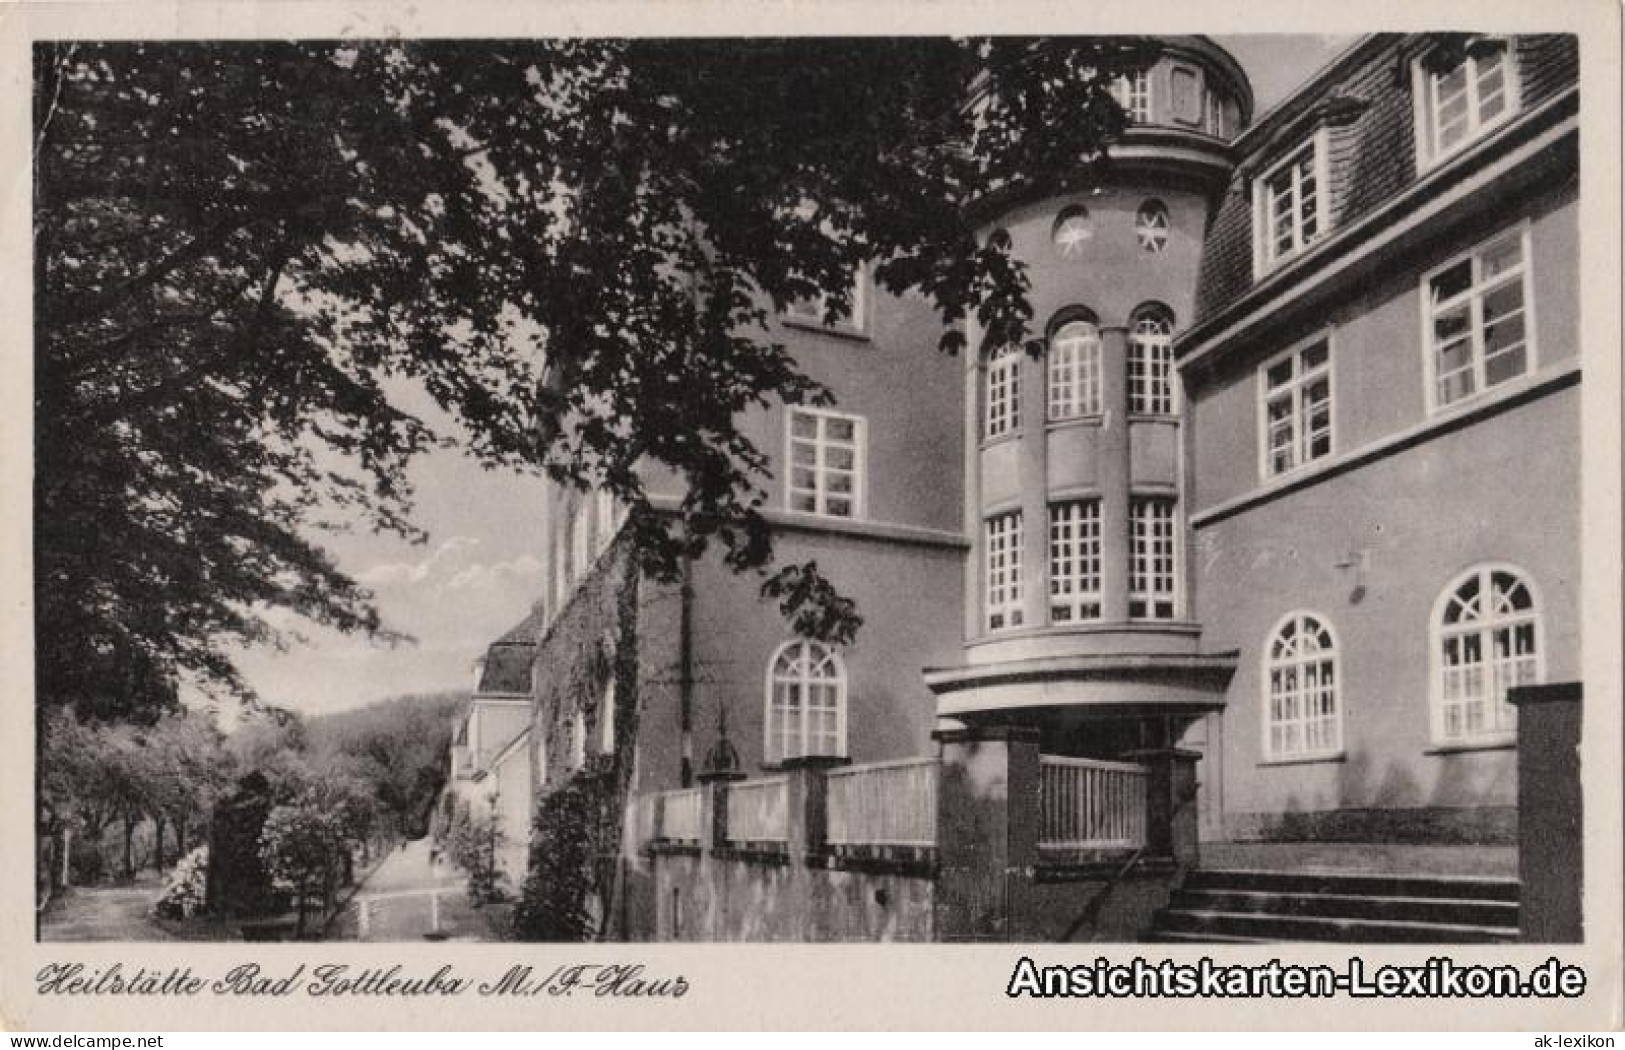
[1253,132,1330,275]
[1414,38,1519,169]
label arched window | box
[1433,565,1542,744]
[1136,199,1171,253]
[1052,205,1093,258]
[1048,318,1103,420]
[1264,613,1341,760]
[765,641,847,764]
[1128,305,1176,415]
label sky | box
[232,33,1361,721]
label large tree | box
[34,37,1152,720]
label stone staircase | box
[1144,868,1521,943]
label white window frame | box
[1049,499,1102,623]
[1135,199,1171,254]
[1262,611,1344,761]
[1257,332,1335,480]
[569,710,587,772]
[985,510,1024,632]
[1128,496,1178,621]
[985,347,1021,440]
[598,676,617,756]
[783,262,870,336]
[764,640,848,765]
[570,502,591,582]
[1252,129,1331,276]
[1411,38,1520,171]
[1111,69,1153,124]
[1047,320,1103,420]
[592,487,620,557]
[1205,84,1230,138]
[1421,222,1537,414]
[1128,312,1177,416]
[1430,563,1544,748]
[1168,63,1204,127]
[784,407,866,519]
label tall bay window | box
[1129,497,1177,620]
[986,511,1024,631]
[1049,500,1102,623]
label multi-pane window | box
[1048,321,1103,420]
[1418,40,1517,165]
[1265,613,1342,760]
[985,347,1021,439]
[787,408,863,518]
[1435,566,1541,745]
[985,511,1024,631]
[766,640,847,764]
[1129,497,1177,620]
[1128,311,1175,415]
[1135,200,1170,254]
[1261,338,1332,477]
[1049,501,1102,623]
[1112,70,1152,123]
[1258,140,1326,270]
[1426,228,1532,410]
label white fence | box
[1038,755,1149,850]
[657,787,703,843]
[726,776,789,844]
[826,758,939,847]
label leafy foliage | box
[302,690,465,838]
[34,38,1151,719]
[154,845,210,919]
[512,781,599,941]
[443,800,508,905]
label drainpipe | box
[678,555,695,787]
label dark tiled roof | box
[496,602,549,645]
[1192,34,1579,329]
[477,641,535,694]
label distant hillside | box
[305,690,470,838]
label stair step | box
[1152,908,1519,944]
[1169,888,1518,928]
[1185,868,1520,902]
[1142,930,1270,944]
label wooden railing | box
[726,776,789,844]
[826,758,939,847]
[656,787,703,843]
[1038,755,1149,850]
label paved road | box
[329,838,501,942]
[39,878,175,942]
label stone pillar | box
[1099,325,1132,623]
[1510,682,1582,943]
[1019,350,1050,630]
[964,338,985,643]
[1123,747,1202,866]
[933,724,1041,942]
[697,769,745,851]
[782,755,846,858]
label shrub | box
[447,804,507,906]
[153,845,209,919]
[511,781,598,941]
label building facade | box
[1179,33,1579,842]
[461,32,1582,934]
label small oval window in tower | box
[1051,206,1093,258]
[1136,199,1170,254]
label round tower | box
[929,37,1250,757]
